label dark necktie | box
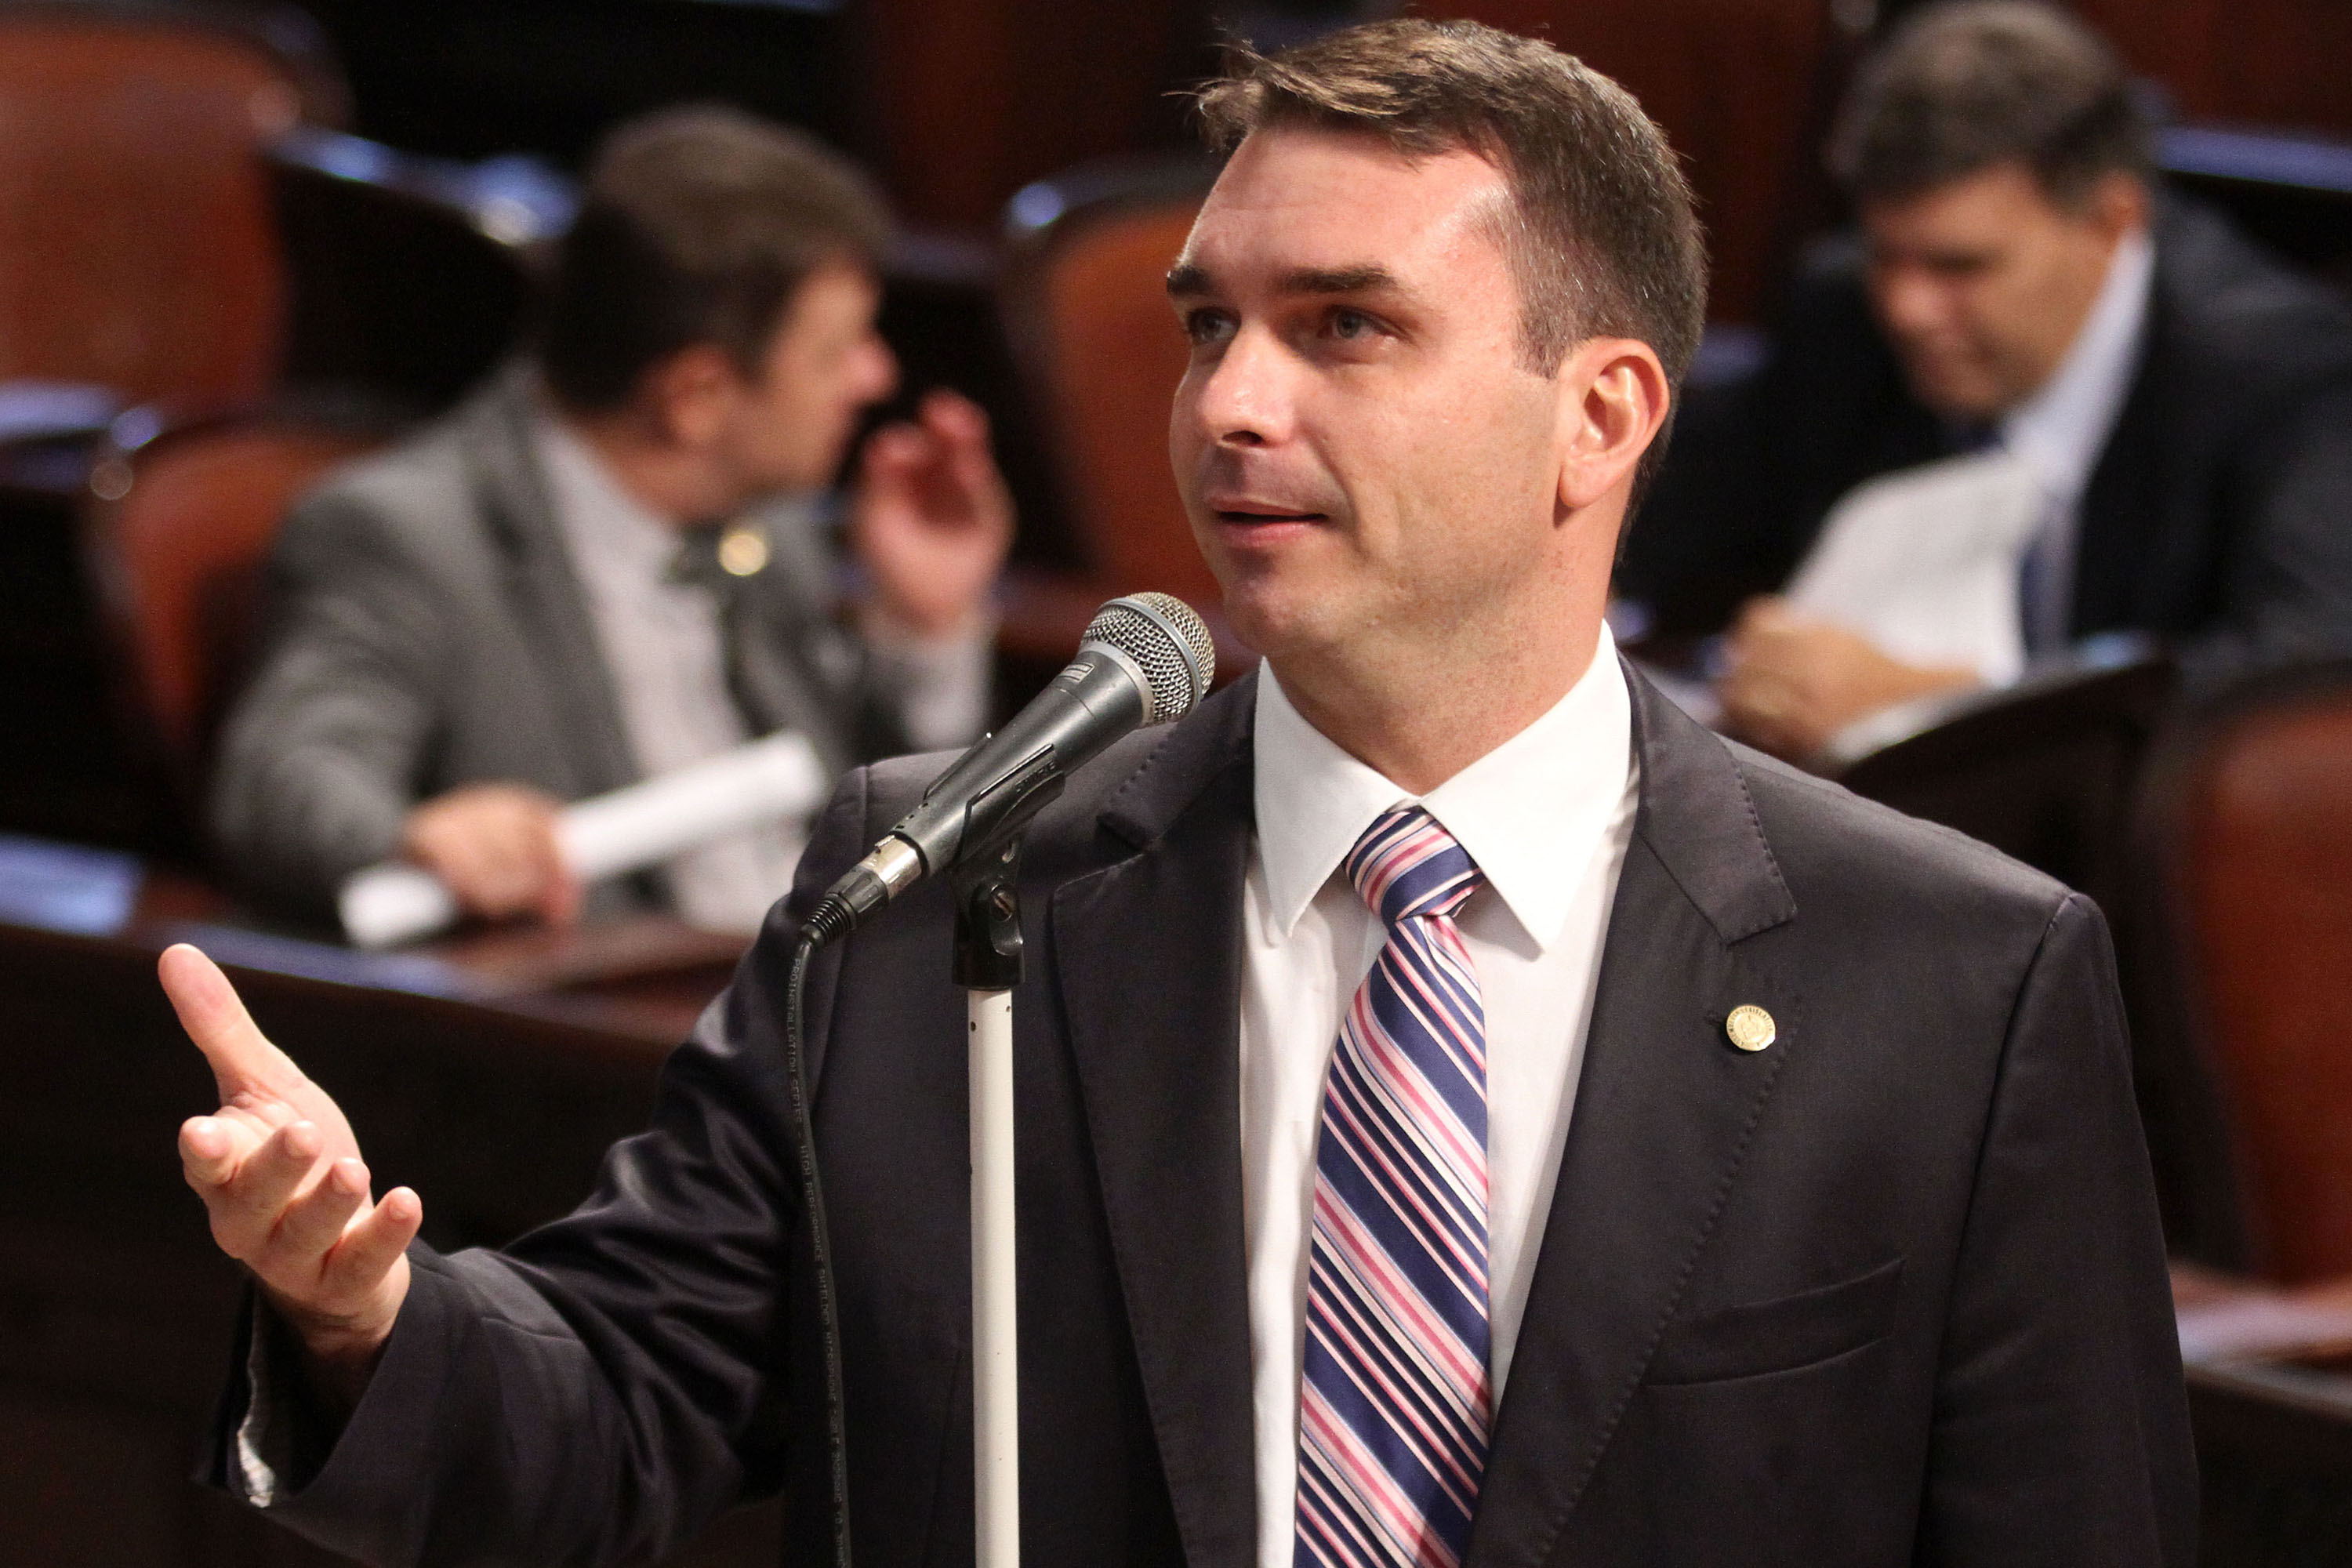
[666,519,771,733]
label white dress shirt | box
[1998,224,2154,652]
[535,412,992,934]
[1241,628,1639,1567]
[535,414,807,935]
[1788,448,2047,684]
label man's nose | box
[862,334,901,406]
[1873,266,1950,340]
[1188,328,1294,448]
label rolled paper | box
[337,864,459,951]
[337,731,829,949]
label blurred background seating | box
[993,153,1236,682]
[1821,637,2176,915]
[0,0,346,415]
[267,125,571,416]
[2134,662,2352,1286]
[78,405,397,832]
[2159,123,2352,302]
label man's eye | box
[1184,310,1236,347]
[1330,308,1375,340]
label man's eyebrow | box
[1277,265,1399,296]
[1164,263,1405,298]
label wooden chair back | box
[80,412,390,806]
[1824,644,2177,914]
[2136,663,2352,1283]
[2159,123,2352,301]
[0,3,341,408]
[996,157,1230,669]
[269,126,573,414]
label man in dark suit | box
[163,19,2193,1566]
[212,107,1012,931]
[1618,1,2352,757]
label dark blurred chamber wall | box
[285,1,2352,328]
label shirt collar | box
[1999,224,2154,503]
[532,405,688,586]
[1250,624,1633,951]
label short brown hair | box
[1193,19,1707,497]
[1829,2,2152,207]
[538,106,891,412]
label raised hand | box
[852,388,1014,639]
[166,943,416,1410]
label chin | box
[1904,361,2007,423]
[1215,580,1347,667]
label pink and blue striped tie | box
[1298,805,1490,1568]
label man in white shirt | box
[1634,2,2352,758]
[1713,4,2158,754]
[212,107,1009,932]
[165,18,2190,1566]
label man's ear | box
[1555,337,1671,514]
[637,343,744,451]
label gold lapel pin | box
[717,522,770,577]
[1726,1004,1777,1053]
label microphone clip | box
[949,835,1027,992]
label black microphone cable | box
[783,922,853,1568]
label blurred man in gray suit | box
[213,107,1013,934]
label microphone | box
[803,592,1216,945]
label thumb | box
[920,388,989,446]
[160,944,302,1103]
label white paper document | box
[1785,448,2049,687]
[338,731,829,949]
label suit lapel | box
[2072,225,2176,639]
[465,368,641,797]
[1467,666,1801,1568]
[1051,676,1260,1568]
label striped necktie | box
[1298,805,1490,1568]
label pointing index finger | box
[160,944,301,1102]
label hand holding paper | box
[342,731,829,949]
[401,783,579,926]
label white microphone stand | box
[952,839,1025,1568]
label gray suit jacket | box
[209,666,2194,1566]
[212,368,922,920]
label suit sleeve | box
[198,769,877,1567]
[1915,893,2198,1566]
[209,492,451,920]
[2181,383,2352,689]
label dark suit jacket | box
[209,667,2195,1566]
[1623,196,2352,684]
[209,365,920,921]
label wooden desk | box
[2174,1265,2352,1565]
[0,838,780,1566]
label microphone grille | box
[1080,592,1217,725]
